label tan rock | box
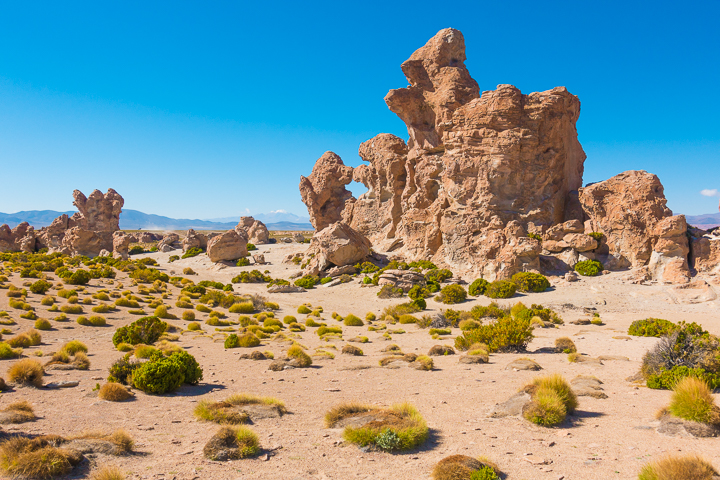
[303,222,370,273]
[299,152,354,231]
[112,232,131,260]
[562,233,597,252]
[157,233,180,252]
[206,229,248,263]
[182,229,208,252]
[235,217,270,244]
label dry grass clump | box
[73,351,91,370]
[342,344,363,356]
[287,344,312,367]
[428,345,455,356]
[7,329,41,348]
[0,342,23,359]
[0,437,79,478]
[203,426,260,460]
[70,429,134,453]
[8,359,44,387]
[62,340,88,355]
[521,374,577,427]
[98,382,134,402]
[0,401,36,424]
[638,454,718,480]
[91,465,126,480]
[325,402,428,451]
[555,337,577,353]
[432,454,501,480]
[413,355,434,371]
[195,393,287,424]
[667,376,720,425]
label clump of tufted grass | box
[325,402,428,452]
[0,401,36,424]
[98,382,134,402]
[34,318,52,331]
[413,355,434,371]
[134,345,159,358]
[343,314,364,327]
[297,305,311,314]
[432,455,501,480]
[638,454,718,480]
[203,426,261,460]
[229,302,255,314]
[7,359,44,387]
[0,437,78,478]
[342,344,363,356]
[555,337,577,354]
[7,329,41,348]
[62,340,88,355]
[91,465,127,480]
[287,344,312,367]
[194,393,287,424]
[521,374,577,427]
[0,343,23,359]
[667,376,720,425]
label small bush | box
[522,374,577,427]
[183,267,196,275]
[468,279,490,297]
[377,284,404,299]
[182,247,203,259]
[98,382,134,402]
[182,310,195,321]
[187,322,201,331]
[574,259,603,276]
[229,302,254,314]
[343,315,364,327]
[236,333,261,348]
[485,280,517,299]
[60,304,84,315]
[294,275,319,289]
[629,318,678,337]
[29,280,52,295]
[297,305,312,314]
[203,426,261,460]
[555,337,577,354]
[638,455,718,480]
[112,316,168,346]
[437,284,467,304]
[511,272,550,293]
[456,315,533,353]
[92,303,112,313]
[432,455,501,480]
[0,343,23,359]
[8,359,44,387]
[34,318,52,330]
[62,340,88,355]
[287,344,312,367]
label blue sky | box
[0,1,718,219]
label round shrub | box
[8,359,44,387]
[169,350,203,384]
[432,455,501,480]
[229,302,255,314]
[62,340,88,355]
[29,280,52,295]
[65,269,91,285]
[132,354,185,394]
[668,376,719,424]
[88,315,107,326]
[408,285,430,301]
[574,259,603,276]
[182,310,195,321]
[485,280,517,299]
[511,272,550,293]
[628,318,678,337]
[411,298,427,310]
[468,278,490,297]
[287,344,312,367]
[34,318,52,331]
[98,382,134,402]
[112,316,168,346]
[297,305,312,314]
[235,333,260,348]
[343,315,364,327]
[283,315,297,325]
[638,454,718,480]
[438,284,467,305]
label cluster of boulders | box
[298,28,719,284]
[0,189,125,258]
[175,216,271,263]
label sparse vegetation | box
[7,359,44,387]
[511,272,550,293]
[522,374,577,427]
[638,455,718,480]
[574,259,603,276]
[485,280,517,299]
[437,284,467,304]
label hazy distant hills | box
[686,212,720,229]
[0,209,313,231]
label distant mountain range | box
[686,212,720,229]
[0,209,313,231]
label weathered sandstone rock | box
[157,233,180,252]
[182,229,208,252]
[206,229,248,262]
[302,222,370,274]
[235,216,270,244]
[0,223,36,253]
[112,232,131,260]
[300,28,585,280]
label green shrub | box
[344,315,364,327]
[297,305,311,314]
[456,315,533,353]
[236,257,250,267]
[574,259,603,276]
[485,280,516,299]
[511,272,550,293]
[65,269,91,285]
[29,280,52,295]
[437,284,467,304]
[132,354,184,394]
[0,342,22,359]
[182,310,195,321]
[408,285,431,301]
[425,269,452,283]
[62,340,88,355]
[129,246,145,255]
[112,316,168,346]
[377,284,404,299]
[522,374,577,427]
[34,318,52,330]
[287,344,312,367]
[638,455,718,480]
[182,247,203,259]
[130,268,170,284]
[317,326,342,337]
[60,305,83,314]
[668,376,718,424]
[628,318,679,337]
[587,232,603,242]
[647,366,720,390]
[294,275,319,289]
[235,333,261,348]
[468,278,489,297]
[229,302,254,314]
[169,255,180,263]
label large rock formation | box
[302,222,371,275]
[182,229,208,252]
[300,28,586,279]
[0,189,124,257]
[235,217,270,245]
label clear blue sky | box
[0,1,718,219]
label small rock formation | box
[690,228,720,276]
[0,189,125,257]
[157,233,181,252]
[182,229,208,252]
[235,216,270,244]
[112,232,131,260]
[206,229,248,262]
[301,222,371,274]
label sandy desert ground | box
[1,241,719,480]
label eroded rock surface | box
[235,216,270,245]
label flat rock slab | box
[333,412,388,429]
[571,376,607,399]
[505,358,542,371]
[488,392,531,418]
[267,285,306,294]
[570,355,603,366]
[459,355,488,364]
[44,381,80,389]
[597,355,629,361]
[657,414,720,438]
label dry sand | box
[1,242,719,479]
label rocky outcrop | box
[207,229,248,262]
[182,229,208,252]
[302,222,371,275]
[0,189,124,257]
[690,229,720,276]
[112,232,131,260]
[157,233,180,252]
[300,28,585,280]
[580,171,691,282]
[235,217,270,244]
[0,223,36,253]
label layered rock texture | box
[299,28,717,283]
[0,189,125,257]
[235,217,270,245]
